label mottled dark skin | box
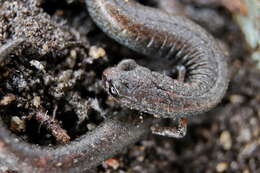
[86,0,229,137]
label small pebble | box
[0,93,16,105]
[10,116,26,133]
[32,96,41,108]
[57,70,73,82]
[219,131,232,150]
[87,123,97,130]
[239,142,257,157]
[42,43,49,52]
[229,94,245,104]
[89,46,106,59]
[70,50,77,59]
[243,168,250,173]
[216,162,228,172]
[137,156,144,162]
[56,162,63,167]
[237,128,251,142]
[104,158,120,170]
[30,60,45,72]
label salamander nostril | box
[118,59,137,71]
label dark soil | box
[0,0,259,172]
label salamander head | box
[102,59,140,100]
[102,59,178,118]
[102,58,160,111]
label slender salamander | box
[0,0,230,171]
[86,0,229,137]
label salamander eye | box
[109,85,119,97]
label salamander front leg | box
[151,117,188,138]
[151,65,188,138]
